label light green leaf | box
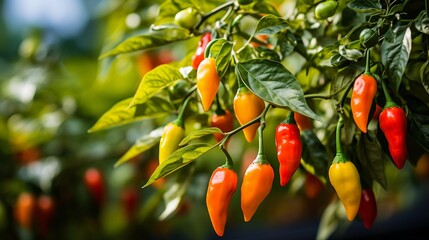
[179,127,222,147]
[208,39,233,78]
[143,143,218,188]
[254,15,289,35]
[130,64,183,107]
[236,59,321,121]
[338,45,363,61]
[114,127,164,167]
[347,0,382,13]
[100,27,190,58]
[88,97,174,133]
[381,25,412,93]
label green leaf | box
[179,127,222,147]
[421,61,429,94]
[100,27,190,58]
[114,127,164,167]
[330,66,363,102]
[254,15,289,35]
[278,30,297,57]
[415,11,429,35]
[208,39,233,78]
[251,2,280,16]
[381,25,412,93]
[338,45,363,61]
[300,130,330,181]
[347,0,382,13]
[143,143,218,188]
[357,132,388,190]
[236,59,321,121]
[409,112,429,153]
[88,97,174,133]
[130,64,184,107]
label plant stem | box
[175,89,195,128]
[380,79,397,108]
[221,146,234,169]
[365,48,371,74]
[335,115,344,155]
[197,1,235,29]
[336,81,354,113]
[304,93,331,100]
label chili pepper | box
[15,192,35,229]
[37,195,55,238]
[351,52,377,133]
[233,84,265,142]
[305,173,324,199]
[275,112,302,186]
[196,57,221,111]
[211,110,234,142]
[174,7,202,29]
[358,188,377,229]
[121,188,139,222]
[241,154,274,222]
[192,33,212,70]
[84,168,106,206]
[294,112,313,130]
[379,81,408,169]
[159,121,186,163]
[329,116,362,221]
[206,158,237,237]
[314,0,338,20]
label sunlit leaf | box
[254,15,289,35]
[236,59,321,121]
[179,127,221,147]
[415,11,429,34]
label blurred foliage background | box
[1,0,429,239]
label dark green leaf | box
[100,28,190,58]
[254,15,289,35]
[357,132,388,190]
[330,66,362,102]
[381,25,412,93]
[179,127,222,147]
[278,31,297,57]
[208,39,233,78]
[421,60,429,94]
[130,64,183,107]
[143,143,218,188]
[114,127,165,167]
[251,2,280,16]
[415,11,429,35]
[347,0,382,13]
[300,130,330,181]
[236,59,321,121]
[408,112,429,153]
[88,97,174,133]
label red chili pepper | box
[358,188,377,229]
[192,32,212,70]
[206,164,237,236]
[121,188,139,222]
[294,112,313,130]
[211,110,234,142]
[275,112,302,186]
[37,195,55,238]
[304,173,324,198]
[84,168,106,206]
[379,81,408,169]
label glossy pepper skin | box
[233,86,265,142]
[196,58,220,111]
[159,121,185,164]
[379,106,408,169]
[351,74,377,133]
[275,113,302,186]
[206,166,237,237]
[358,188,377,229]
[192,33,211,70]
[241,155,274,222]
[211,110,234,142]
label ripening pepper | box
[294,112,313,130]
[84,168,106,206]
[351,73,377,133]
[159,121,186,164]
[206,165,237,237]
[358,188,377,229]
[37,195,55,238]
[329,117,362,221]
[15,192,35,229]
[211,110,234,142]
[196,57,220,111]
[379,104,408,169]
[241,155,274,222]
[233,86,265,142]
[275,112,302,186]
[192,33,212,70]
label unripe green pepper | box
[174,7,202,29]
[359,28,378,48]
[314,1,338,20]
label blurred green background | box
[1,0,429,239]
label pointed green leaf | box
[130,64,183,107]
[179,127,222,147]
[330,66,363,102]
[114,127,164,167]
[357,133,388,190]
[143,143,218,188]
[347,0,382,13]
[236,59,321,121]
[100,27,190,58]
[421,60,429,94]
[254,15,289,35]
[208,39,233,78]
[88,97,174,133]
[300,130,329,181]
[381,25,412,93]
[415,11,429,34]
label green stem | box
[335,115,344,155]
[221,146,234,169]
[380,79,397,108]
[196,1,235,29]
[283,111,296,124]
[304,93,331,100]
[336,81,354,113]
[364,49,371,74]
[214,94,226,115]
[175,89,195,128]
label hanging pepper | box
[329,116,362,221]
[196,57,220,111]
[233,83,265,142]
[294,112,313,130]
[192,32,212,70]
[358,188,377,229]
[305,173,324,199]
[241,124,274,222]
[15,192,35,229]
[159,98,190,164]
[206,152,237,237]
[211,97,234,143]
[275,112,302,186]
[379,81,408,169]
[351,51,377,133]
[37,195,55,238]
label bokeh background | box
[1,0,429,239]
